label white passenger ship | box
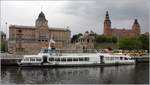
[18,38,135,67]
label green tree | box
[118,38,142,50]
[0,43,5,52]
[112,36,117,43]
[95,35,117,43]
[95,35,106,43]
[138,34,149,50]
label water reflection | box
[1,64,149,84]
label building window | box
[18,30,22,33]
[87,39,89,43]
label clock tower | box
[35,11,48,28]
[35,11,49,46]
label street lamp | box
[5,22,7,53]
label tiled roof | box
[9,25,36,29]
[9,25,71,31]
[49,27,70,31]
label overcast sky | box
[0,0,149,37]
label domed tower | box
[132,19,141,36]
[104,11,112,36]
[35,11,48,27]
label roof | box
[9,25,71,32]
[49,27,70,32]
[9,25,36,29]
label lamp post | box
[5,22,7,53]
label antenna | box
[41,5,43,11]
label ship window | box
[84,57,89,61]
[49,58,54,61]
[120,57,123,60]
[79,58,84,61]
[30,58,35,61]
[24,58,29,61]
[115,57,119,60]
[67,58,72,62]
[36,58,42,61]
[61,58,66,62]
[73,58,78,61]
[105,57,109,60]
[55,58,60,61]
[124,57,128,60]
[111,57,114,60]
[43,49,48,53]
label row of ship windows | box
[23,58,41,61]
[49,57,89,62]
[23,57,90,62]
[105,57,131,60]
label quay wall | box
[1,54,23,66]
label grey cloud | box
[1,0,149,36]
[60,0,149,33]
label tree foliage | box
[95,35,117,43]
[118,34,149,50]
[0,43,5,52]
[118,38,142,50]
[138,34,149,50]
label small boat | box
[18,38,135,67]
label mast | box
[48,35,55,49]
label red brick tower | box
[104,11,112,36]
[132,19,141,36]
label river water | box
[1,63,149,84]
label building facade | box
[103,11,141,38]
[8,11,71,54]
[73,31,95,49]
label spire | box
[105,11,110,20]
[38,11,46,20]
[132,18,141,34]
[35,11,48,27]
[134,19,139,24]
